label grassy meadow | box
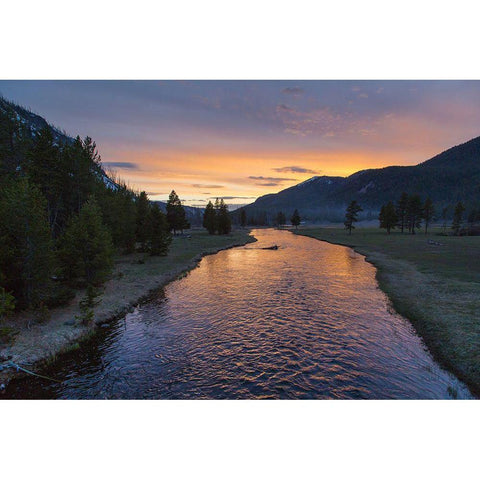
[295,226,480,396]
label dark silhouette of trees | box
[452,202,466,235]
[147,204,171,255]
[203,199,232,234]
[166,190,188,234]
[0,179,54,309]
[136,191,150,251]
[396,192,409,233]
[217,199,232,234]
[406,194,423,234]
[379,201,398,234]
[344,201,362,234]
[423,197,435,235]
[290,209,301,229]
[59,197,113,286]
[203,201,216,234]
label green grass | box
[295,226,480,397]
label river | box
[3,229,473,399]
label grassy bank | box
[0,229,255,387]
[295,226,480,396]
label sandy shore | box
[0,230,255,389]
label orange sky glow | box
[1,80,480,209]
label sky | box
[1,80,480,208]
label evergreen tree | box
[26,126,65,235]
[240,209,247,228]
[452,201,466,235]
[423,197,435,235]
[406,194,423,234]
[147,204,171,255]
[396,192,409,233]
[217,199,232,234]
[0,179,54,309]
[136,191,151,251]
[60,197,113,286]
[344,201,362,234]
[166,190,188,234]
[203,201,216,234]
[291,209,301,229]
[379,201,398,234]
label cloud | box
[281,87,304,96]
[208,196,256,200]
[276,104,295,113]
[145,191,166,196]
[258,182,281,186]
[248,176,296,182]
[358,93,369,98]
[192,184,225,189]
[273,166,319,174]
[103,161,139,170]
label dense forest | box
[0,98,173,320]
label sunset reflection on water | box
[5,229,473,399]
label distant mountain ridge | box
[238,136,480,223]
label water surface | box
[4,229,473,399]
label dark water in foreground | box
[4,229,473,399]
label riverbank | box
[0,229,255,389]
[294,226,480,397]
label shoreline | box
[294,228,480,398]
[0,230,256,390]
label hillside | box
[0,97,204,225]
[238,136,480,223]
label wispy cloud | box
[273,166,319,174]
[208,196,256,200]
[248,176,296,182]
[192,184,225,189]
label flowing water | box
[3,229,473,399]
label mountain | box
[237,136,480,224]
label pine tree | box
[406,194,423,234]
[291,209,301,229]
[379,201,398,234]
[166,190,188,234]
[423,197,435,235]
[60,197,113,286]
[452,201,466,235]
[203,201,216,234]
[147,204,171,255]
[344,201,362,234]
[217,199,232,234]
[26,126,65,235]
[396,192,409,233]
[0,179,54,309]
[240,209,247,228]
[136,191,150,251]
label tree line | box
[341,193,475,236]
[377,193,472,235]
[0,104,191,320]
[202,198,232,234]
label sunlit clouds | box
[1,80,480,207]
